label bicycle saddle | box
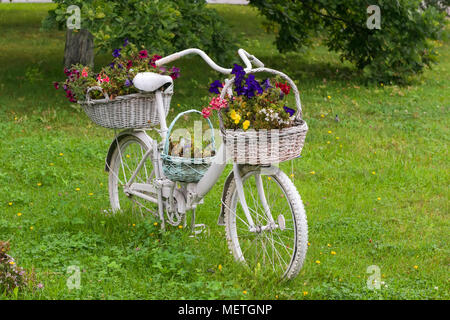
[133,72,173,92]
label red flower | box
[139,50,148,59]
[201,107,212,119]
[276,82,291,95]
[126,60,133,69]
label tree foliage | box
[250,0,448,83]
[42,0,236,65]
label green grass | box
[0,3,449,300]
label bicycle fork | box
[232,164,278,233]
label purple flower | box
[244,74,263,98]
[261,78,272,91]
[109,62,115,69]
[37,283,44,289]
[112,48,122,58]
[209,80,223,94]
[170,67,180,80]
[283,106,295,117]
[117,63,123,69]
[231,64,245,87]
[123,37,129,47]
[125,79,132,87]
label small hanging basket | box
[219,67,308,164]
[161,110,216,183]
[79,86,172,129]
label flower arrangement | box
[54,39,180,103]
[202,64,296,131]
[0,241,27,293]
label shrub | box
[250,0,448,83]
[42,0,236,65]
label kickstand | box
[189,208,206,237]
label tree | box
[42,0,236,68]
[250,0,448,83]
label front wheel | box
[223,166,308,280]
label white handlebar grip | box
[155,53,181,67]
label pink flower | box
[37,283,44,289]
[201,107,212,119]
[209,96,228,110]
[102,76,110,83]
[139,50,148,59]
[81,68,88,77]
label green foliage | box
[0,241,27,294]
[42,0,236,65]
[250,0,448,83]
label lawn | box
[0,3,448,300]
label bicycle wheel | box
[108,135,159,218]
[223,166,308,280]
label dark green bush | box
[250,0,448,83]
[42,0,236,65]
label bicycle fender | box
[104,130,153,172]
[218,170,234,226]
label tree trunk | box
[63,29,94,69]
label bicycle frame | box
[112,48,283,230]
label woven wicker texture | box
[219,68,308,164]
[80,86,172,129]
[161,110,216,183]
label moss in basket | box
[54,41,181,103]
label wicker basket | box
[221,122,308,165]
[79,86,172,129]
[219,67,308,164]
[161,110,216,183]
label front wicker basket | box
[221,121,308,165]
[80,87,172,129]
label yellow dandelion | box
[336,137,340,140]
[132,224,136,227]
[8,202,13,206]
[331,251,336,255]
[413,265,418,270]
[303,291,308,296]
[340,144,343,148]
[310,171,315,175]
[268,177,271,180]
[328,130,332,134]
[290,173,294,178]
[126,154,130,158]
[327,141,331,144]
[9,261,15,265]
[377,197,381,201]
[30,226,34,231]
[218,264,222,271]
[177,104,181,107]
[315,260,321,264]
[327,243,331,247]
[88,193,94,196]
[243,290,247,295]
[178,225,183,229]
[320,114,325,118]
[59,153,64,156]
[307,242,311,246]
[17,213,22,217]
[75,188,80,191]
[275,295,279,299]
[372,171,376,175]
[49,163,54,166]
[37,182,42,187]
[153,222,158,226]
[380,83,384,87]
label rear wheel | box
[108,135,159,218]
[223,166,308,280]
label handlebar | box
[155,48,264,74]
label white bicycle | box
[104,48,308,280]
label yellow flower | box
[75,188,80,191]
[153,222,158,226]
[37,182,42,187]
[331,251,336,255]
[17,213,22,217]
[242,120,250,130]
[377,197,381,201]
[372,171,376,175]
[275,295,279,299]
[267,177,271,180]
[243,290,247,295]
[59,153,64,156]
[413,265,418,270]
[310,171,315,175]
[328,130,332,134]
[126,154,130,158]
[320,114,325,118]
[9,261,15,265]
[303,291,308,296]
[230,109,237,120]
[49,163,54,166]
[327,243,331,247]
[315,260,320,264]
[218,264,222,271]
[30,226,34,231]
[336,137,340,140]
[178,225,183,229]
[327,141,331,144]
[88,193,94,196]
[8,202,13,206]
[290,173,294,178]
[327,95,331,99]
[132,224,136,227]
[234,114,241,124]
[307,242,311,246]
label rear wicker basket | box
[80,86,172,129]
